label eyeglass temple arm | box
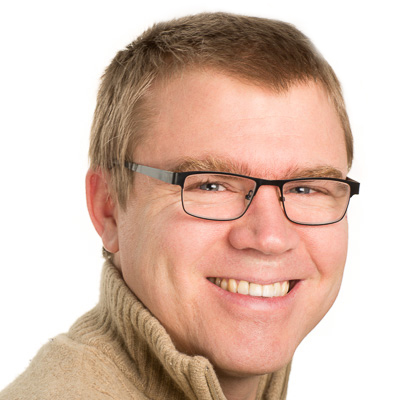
[124,162,176,184]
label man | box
[0,12,359,400]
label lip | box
[207,277,301,313]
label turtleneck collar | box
[69,261,291,400]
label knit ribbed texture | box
[0,261,291,399]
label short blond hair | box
[89,12,353,208]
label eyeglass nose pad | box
[245,190,254,201]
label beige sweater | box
[0,261,291,399]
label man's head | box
[86,12,355,383]
[88,12,353,208]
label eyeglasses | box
[124,162,360,226]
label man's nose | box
[228,185,300,255]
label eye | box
[183,173,255,195]
[285,184,330,196]
[289,186,314,194]
[199,182,227,191]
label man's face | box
[113,71,349,376]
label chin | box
[203,338,297,377]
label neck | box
[216,370,262,400]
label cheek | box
[157,214,230,271]
[292,222,348,340]
[119,200,229,295]
[305,220,349,298]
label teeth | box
[220,279,228,290]
[237,280,249,295]
[263,283,274,297]
[228,279,238,293]
[210,277,291,298]
[273,282,282,297]
[249,282,263,297]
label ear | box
[86,168,119,253]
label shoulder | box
[0,334,148,400]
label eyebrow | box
[286,166,344,179]
[171,156,345,180]
[173,157,250,175]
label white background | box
[0,1,399,399]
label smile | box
[207,278,291,298]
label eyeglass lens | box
[181,173,351,224]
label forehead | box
[138,71,348,178]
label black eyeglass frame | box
[124,161,360,226]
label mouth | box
[207,277,296,298]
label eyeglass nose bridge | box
[248,178,286,201]
[244,179,287,215]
